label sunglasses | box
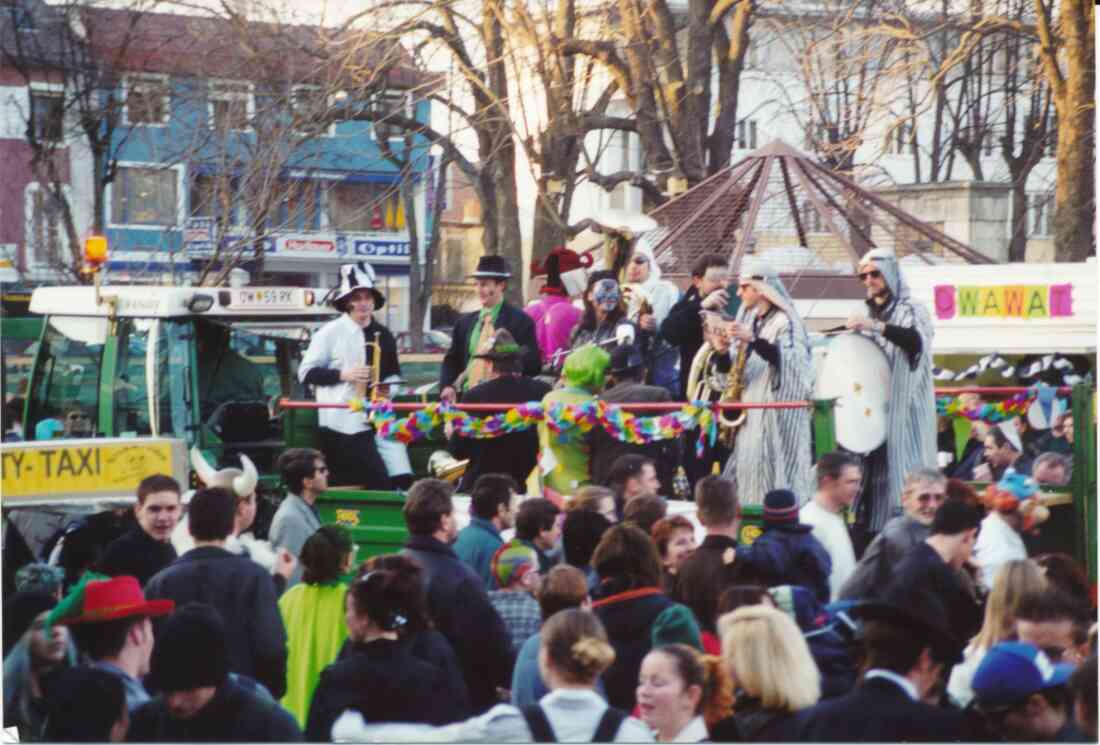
[67,413,89,421]
[858,270,882,281]
[315,466,330,474]
[631,256,649,265]
[916,492,946,504]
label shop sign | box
[353,239,410,258]
[933,283,1074,320]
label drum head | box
[814,333,891,454]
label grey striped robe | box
[722,307,814,505]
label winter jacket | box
[305,638,456,740]
[145,546,289,699]
[591,583,678,711]
[453,518,505,590]
[403,534,514,713]
[97,527,177,588]
[128,674,302,742]
[441,303,541,390]
[743,525,833,604]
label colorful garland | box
[935,387,1048,424]
[352,398,720,458]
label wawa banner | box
[933,283,1074,320]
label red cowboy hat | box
[55,576,175,625]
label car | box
[396,329,452,354]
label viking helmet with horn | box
[190,446,259,498]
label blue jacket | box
[453,518,504,590]
[744,526,832,604]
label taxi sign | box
[0,437,188,505]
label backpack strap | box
[591,706,628,743]
[520,704,558,743]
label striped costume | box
[722,265,813,505]
[857,250,937,533]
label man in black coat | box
[795,586,970,742]
[129,603,301,742]
[440,256,540,404]
[449,329,551,493]
[740,489,833,604]
[97,475,181,587]
[884,499,983,644]
[144,488,288,699]
[400,478,513,714]
[658,253,730,400]
[588,343,677,489]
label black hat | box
[147,603,229,692]
[852,586,963,664]
[470,255,512,279]
[762,489,812,533]
[473,329,527,362]
[608,343,645,375]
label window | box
[371,89,412,140]
[209,80,251,132]
[328,181,403,232]
[1028,193,1051,237]
[982,128,994,157]
[892,124,916,155]
[278,180,322,231]
[30,91,63,142]
[190,174,244,227]
[736,119,757,150]
[1046,113,1057,157]
[125,75,169,125]
[112,166,178,226]
[290,85,331,135]
[26,316,107,441]
[114,319,154,436]
[27,185,64,265]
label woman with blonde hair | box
[947,558,1047,706]
[567,485,619,523]
[636,643,733,741]
[332,608,654,742]
[710,605,820,741]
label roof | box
[647,139,996,275]
[30,285,339,319]
[77,7,425,89]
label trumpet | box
[355,337,384,403]
[621,283,653,324]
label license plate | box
[234,288,298,308]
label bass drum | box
[813,333,891,454]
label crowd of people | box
[3,444,1096,742]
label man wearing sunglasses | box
[845,248,937,542]
[719,260,813,505]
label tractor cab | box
[23,284,337,473]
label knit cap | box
[491,539,540,588]
[147,603,229,692]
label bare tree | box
[1,0,167,281]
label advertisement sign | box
[933,283,1074,320]
[353,239,410,259]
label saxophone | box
[717,338,749,448]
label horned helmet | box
[189,446,259,499]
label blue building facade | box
[97,9,433,333]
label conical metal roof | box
[647,139,997,275]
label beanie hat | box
[651,603,703,651]
[561,345,610,393]
[762,489,811,533]
[491,539,539,588]
[981,468,1049,530]
[972,641,1075,707]
[147,603,229,692]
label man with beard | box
[846,248,937,540]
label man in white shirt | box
[974,469,1048,591]
[800,452,861,601]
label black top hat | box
[608,343,645,375]
[470,255,512,279]
[852,586,963,665]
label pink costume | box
[527,294,583,364]
[527,246,592,366]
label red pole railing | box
[277,398,813,412]
[935,386,1073,395]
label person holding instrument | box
[845,248,936,542]
[720,261,812,505]
[299,262,396,489]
